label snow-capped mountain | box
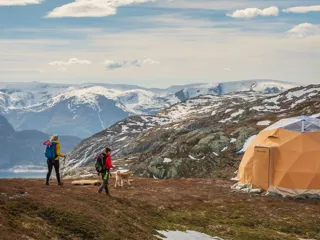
[64,84,320,179]
[0,80,300,138]
[0,82,71,110]
[171,80,298,101]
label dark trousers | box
[98,172,110,194]
[46,159,61,184]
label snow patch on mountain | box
[174,80,299,100]
[239,135,257,153]
[257,120,271,126]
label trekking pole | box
[61,156,66,178]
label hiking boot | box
[45,183,49,186]
[58,182,64,186]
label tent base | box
[232,182,320,199]
[267,186,320,199]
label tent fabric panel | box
[286,152,320,172]
[301,132,320,151]
[272,171,295,188]
[237,146,255,183]
[277,172,316,189]
[307,173,320,189]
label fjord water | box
[0,171,45,179]
[0,165,47,179]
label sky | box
[0,0,319,88]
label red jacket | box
[104,154,114,170]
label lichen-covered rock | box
[232,127,258,152]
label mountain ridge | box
[1,80,300,138]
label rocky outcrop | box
[65,84,320,179]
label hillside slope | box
[65,84,320,179]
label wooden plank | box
[71,180,101,186]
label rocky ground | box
[0,177,319,240]
[64,85,320,180]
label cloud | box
[154,0,316,11]
[227,6,279,19]
[224,68,232,72]
[104,58,159,70]
[1,14,319,86]
[46,0,156,18]
[287,23,320,38]
[49,58,92,66]
[140,58,160,65]
[283,5,320,13]
[0,0,42,5]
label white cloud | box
[227,6,279,18]
[49,58,91,66]
[287,23,320,38]
[46,0,156,18]
[104,58,159,70]
[141,58,160,65]
[1,15,319,86]
[283,5,320,13]
[224,68,232,72]
[0,0,42,6]
[155,0,318,11]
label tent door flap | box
[252,146,271,190]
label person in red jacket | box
[98,147,114,195]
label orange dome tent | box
[237,116,320,197]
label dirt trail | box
[0,177,319,240]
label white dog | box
[114,171,132,187]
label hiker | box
[44,135,66,186]
[97,147,114,195]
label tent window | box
[304,123,320,132]
[283,122,303,132]
[283,121,320,132]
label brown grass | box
[0,177,319,240]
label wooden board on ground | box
[71,180,101,186]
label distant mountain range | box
[0,114,81,169]
[0,80,300,138]
[64,84,320,179]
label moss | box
[1,179,320,240]
[37,207,102,239]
